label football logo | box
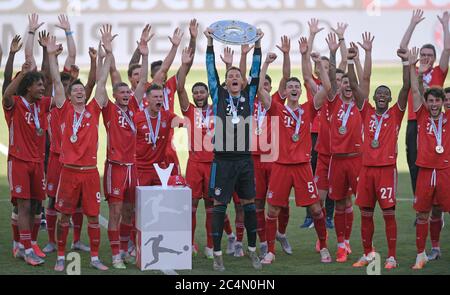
[47,183,54,191]
[267,191,273,199]
[214,187,222,196]
[15,185,22,194]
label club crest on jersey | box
[85,112,91,119]
[47,183,54,191]
[15,185,22,194]
[267,191,273,199]
[162,121,167,128]
[113,188,120,195]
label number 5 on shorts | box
[307,182,315,193]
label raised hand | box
[100,24,116,54]
[46,36,61,55]
[308,18,324,35]
[28,13,44,33]
[311,52,320,62]
[265,52,277,64]
[169,27,184,47]
[409,47,419,66]
[397,48,408,61]
[21,60,33,74]
[189,18,199,39]
[181,47,193,65]
[56,44,63,56]
[241,44,255,55]
[298,37,308,55]
[410,9,425,26]
[276,35,291,54]
[38,30,50,48]
[98,40,106,59]
[55,14,71,32]
[70,64,80,80]
[88,47,97,60]
[358,32,375,52]
[220,47,234,65]
[331,22,348,38]
[347,42,358,60]
[10,35,22,54]
[203,28,213,40]
[139,24,154,56]
[418,58,433,74]
[326,33,339,54]
[437,11,449,27]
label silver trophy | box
[209,20,259,45]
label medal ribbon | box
[285,105,302,136]
[257,101,267,130]
[21,96,41,131]
[341,101,354,129]
[228,95,241,120]
[373,110,389,142]
[163,88,170,111]
[144,109,161,148]
[72,108,85,137]
[430,113,443,148]
[115,104,136,133]
[200,106,212,134]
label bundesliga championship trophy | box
[209,20,260,45]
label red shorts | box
[267,162,319,208]
[414,167,450,213]
[103,161,137,203]
[55,166,101,217]
[356,165,397,209]
[46,152,62,197]
[329,155,362,201]
[186,159,212,200]
[137,167,162,186]
[253,155,272,200]
[315,153,331,191]
[8,157,45,205]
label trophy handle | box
[153,163,174,189]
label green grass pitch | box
[0,66,449,275]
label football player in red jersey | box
[351,44,410,270]
[409,47,450,270]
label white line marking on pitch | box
[0,143,8,156]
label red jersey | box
[4,96,51,162]
[182,103,214,163]
[305,76,322,133]
[102,100,139,164]
[416,105,450,169]
[59,100,102,166]
[407,66,448,120]
[134,109,177,170]
[328,97,363,154]
[48,107,62,154]
[360,101,405,167]
[268,100,317,164]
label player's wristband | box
[28,31,35,35]
[347,59,355,65]
[338,38,345,41]
[65,31,74,36]
[402,61,409,66]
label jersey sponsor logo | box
[118,116,128,128]
[144,132,151,144]
[24,112,34,125]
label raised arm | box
[3,61,32,109]
[438,11,450,72]
[347,43,366,109]
[396,48,411,110]
[134,24,154,104]
[109,47,122,86]
[95,24,115,108]
[409,47,423,112]
[239,44,254,88]
[307,18,324,57]
[276,35,291,96]
[47,36,65,108]
[37,30,53,97]
[177,47,194,112]
[258,53,277,110]
[326,32,341,100]
[357,32,374,100]
[332,22,349,71]
[55,15,76,71]
[85,47,97,100]
[152,27,183,85]
[25,13,44,70]
[129,43,141,68]
[300,36,317,96]
[185,19,198,75]
[312,54,331,109]
[220,47,234,71]
[2,35,22,96]
[204,28,220,105]
[400,9,425,49]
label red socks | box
[119,223,132,253]
[108,230,120,256]
[57,222,70,256]
[334,208,345,244]
[20,230,32,250]
[383,209,397,258]
[72,209,83,243]
[344,205,354,241]
[360,209,374,255]
[265,212,278,254]
[312,210,327,249]
[46,208,58,244]
[256,208,266,243]
[430,216,442,249]
[278,206,290,235]
[416,218,429,254]
[88,222,101,257]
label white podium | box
[135,186,192,271]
